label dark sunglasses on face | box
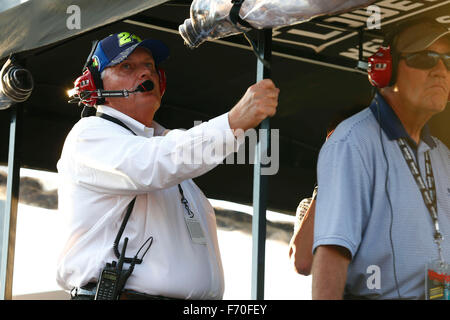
[400,51,450,70]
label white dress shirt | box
[56,105,243,299]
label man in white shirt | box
[57,32,279,300]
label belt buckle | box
[70,287,78,299]
[71,283,97,299]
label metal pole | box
[0,104,21,300]
[251,28,272,300]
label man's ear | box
[157,67,166,96]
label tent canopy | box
[0,0,448,214]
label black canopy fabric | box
[0,0,448,214]
[0,0,169,60]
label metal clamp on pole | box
[229,0,253,29]
[228,0,271,69]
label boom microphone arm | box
[68,80,154,106]
[92,80,155,97]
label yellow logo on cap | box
[92,55,100,69]
[117,32,142,47]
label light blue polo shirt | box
[313,93,450,299]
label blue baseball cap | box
[91,32,169,73]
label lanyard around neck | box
[397,138,442,244]
[96,112,195,215]
[96,112,198,263]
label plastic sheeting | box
[179,0,376,48]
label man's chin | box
[137,91,161,102]
[426,98,448,115]
[138,97,161,111]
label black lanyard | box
[397,138,443,253]
[96,112,197,262]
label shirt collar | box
[96,105,166,138]
[369,92,436,149]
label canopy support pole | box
[251,28,272,300]
[0,104,22,300]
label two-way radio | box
[94,238,136,300]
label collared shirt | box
[313,93,450,299]
[56,105,243,299]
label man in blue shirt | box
[312,18,450,299]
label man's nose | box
[138,67,151,79]
[431,58,448,77]
[137,64,156,79]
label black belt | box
[343,292,370,300]
[71,283,180,300]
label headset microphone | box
[134,80,154,93]
[68,79,156,106]
[99,79,155,95]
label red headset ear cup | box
[158,67,166,96]
[71,66,102,107]
[367,46,393,88]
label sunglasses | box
[400,51,450,70]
